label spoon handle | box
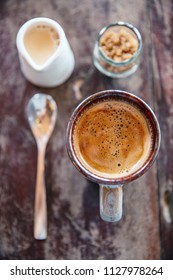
[34,144,47,240]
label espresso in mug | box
[73,98,152,179]
[24,24,60,65]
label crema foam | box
[73,98,152,179]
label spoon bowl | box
[27,93,57,239]
[27,93,57,143]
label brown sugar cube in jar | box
[93,22,143,78]
[100,28,139,62]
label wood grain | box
[149,0,173,259]
[0,0,172,259]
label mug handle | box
[99,184,123,222]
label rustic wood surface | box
[0,0,172,260]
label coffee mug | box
[16,17,75,87]
[66,90,161,222]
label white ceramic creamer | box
[16,17,75,87]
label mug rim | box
[66,90,161,185]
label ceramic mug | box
[16,17,75,87]
[66,90,161,222]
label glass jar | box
[93,21,142,78]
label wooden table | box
[0,0,172,260]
